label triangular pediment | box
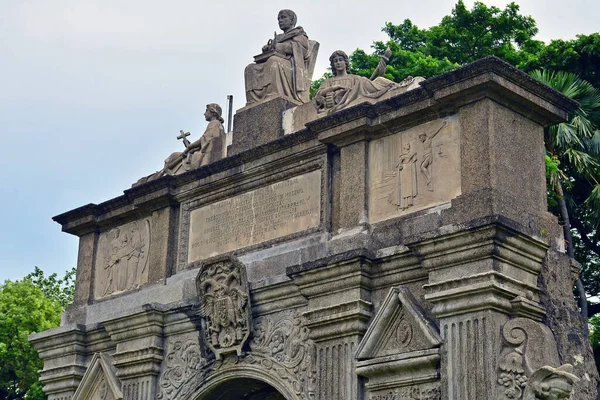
[356,286,441,360]
[73,352,123,400]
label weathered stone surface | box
[229,96,299,156]
[72,352,122,400]
[369,116,461,223]
[314,49,423,115]
[539,245,599,398]
[186,169,321,263]
[35,56,598,400]
[94,218,150,299]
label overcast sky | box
[0,0,598,283]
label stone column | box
[29,325,87,400]
[409,216,549,399]
[288,254,374,400]
[103,306,165,400]
[338,140,369,233]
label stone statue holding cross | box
[134,104,226,186]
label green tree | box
[326,0,545,89]
[530,70,600,320]
[522,33,600,88]
[0,268,75,399]
[380,1,541,66]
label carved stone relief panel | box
[196,257,252,360]
[368,116,460,223]
[94,219,151,299]
[212,311,317,399]
[186,169,321,264]
[368,384,441,400]
[157,312,317,400]
[158,334,209,400]
[497,318,579,400]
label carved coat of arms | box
[195,257,251,359]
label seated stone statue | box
[134,104,226,186]
[314,49,424,115]
[244,9,313,105]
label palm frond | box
[585,184,600,228]
[564,148,600,176]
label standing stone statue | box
[391,143,418,210]
[134,104,226,185]
[244,9,314,105]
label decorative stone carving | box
[195,256,251,359]
[213,311,317,399]
[313,50,423,115]
[356,287,441,395]
[157,313,316,400]
[356,287,441,360]
[72,353,122,400]
[369,116,461,223]
[523,365,579,400]
[369,385,441,400]
[94,219,150,299]
[497,318,580,400]
[135,104,226,185]
[158,338,209,400]
[244,9,318,106]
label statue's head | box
[205,103,225,124]
[278,9,297,31]
[329,50,350,76]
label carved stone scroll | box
[497,318,580,400]
[158,337,209,400]
[195,256,251,360]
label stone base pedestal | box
[229,96,300,155]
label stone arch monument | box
[30,10,598,400]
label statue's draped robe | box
[245,27,310,104]
[191,119,226,168]
[315,74,397,114]
[134,120,226,187]
[396,151,418,209]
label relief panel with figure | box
[94,219,150,299]
[369,116,461,223]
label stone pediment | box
[356,286,441,360]
[73,352,122,400]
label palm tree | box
[530,70,600,323]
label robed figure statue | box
[134,103,226,186]
[244,9,312,105]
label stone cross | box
[177,130,191,141]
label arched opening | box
[201,378,287,400]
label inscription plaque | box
[188,170,321,262]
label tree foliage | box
[0,268,75,399]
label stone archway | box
[200,378,286,400]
